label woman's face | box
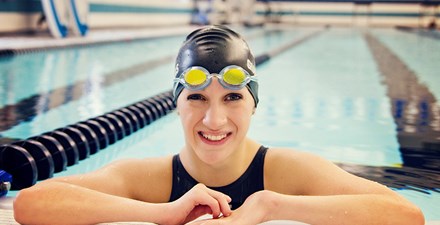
[176,78,255,165]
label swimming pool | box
[0,25,439,223]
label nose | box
[203,102,227,130]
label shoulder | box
[264,147,375,196]
[264,147,329,175]
[107,155,174,175]
[264,148,390,195]
[49,155,175,203]
[98,155,175,202]
[264,147,312,195]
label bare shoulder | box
[264,147,394,196]
[264,147,325,194]
[105,155,173,178]
[52,155,174,203]
[108,155,174,203]
[265,147,339,175]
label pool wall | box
[0,0,438,34]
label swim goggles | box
[173,65,258,91]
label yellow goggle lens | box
[184,69,207,86]
[223,68,246,85]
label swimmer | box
[14,25,424,225]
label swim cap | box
[173,25,259,107]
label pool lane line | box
[364,33,440,171]
[0,54,174,133]
[395,26,440,40]
[254,27,439,194]
[0,27,298,134]
[0,27,326,189]
[336,162,440,194]
[1,90,176,190]
[255,26,328,65]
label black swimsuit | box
[169,146,268,210]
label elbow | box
[13,187,39,225]
[408,205,425,225]
[396,202,425,225]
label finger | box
[221,203,232,217]
[184,205,212,224]
[216,196,232,217]
[205,189,232,217]
[201,192,221,218]
[192,184,230,218]
[193,186,221,218]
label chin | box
[195,145,233,165]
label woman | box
[14,25,424,225]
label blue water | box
[1,26,439,221]
[251,28,401,167]
[371,28,440,101]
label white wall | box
[87,0,193,28]
[0,0,193,33]
[0,0,437,34]
[253,2,437,28]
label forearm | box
[14,181,170,225]
[262,191,424,225]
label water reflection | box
[337,162,440,194]
[365,31,440,190]
[0,53,174,136]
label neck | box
[180,138,260,187]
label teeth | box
[202,133,227,141]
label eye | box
[224,93,243,101]
[187,94,206,101]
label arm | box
[262,149,424,225]
[14,180,172,225]
[14,158,165,225]
[261,190,424,225]
[197,189,423,225]
[13,157,231,225]
[191,149,424,225]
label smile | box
[199,132,231,142]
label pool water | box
[0,25,439,221]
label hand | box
[166,183,232,225]
[188,191,270,225]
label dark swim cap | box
[173,25,259,107]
